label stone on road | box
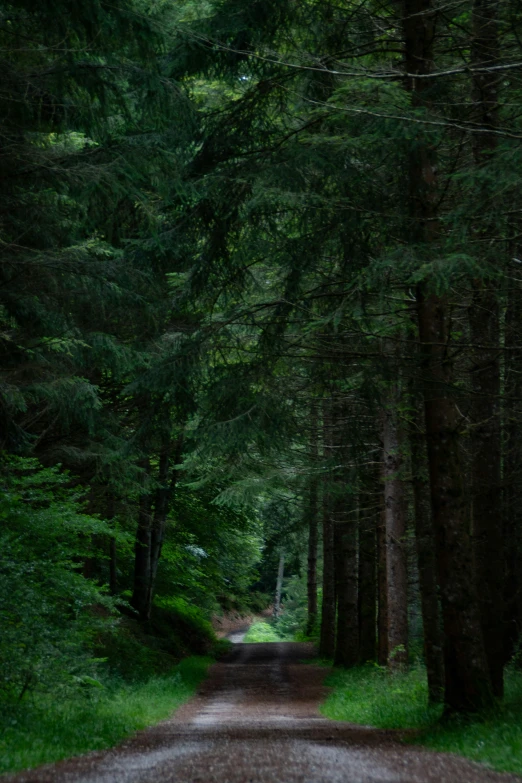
[5,642,521,783]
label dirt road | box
[6,642,521,783]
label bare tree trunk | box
[109,537,117,596]
[410,407,444,702]
[468,0,503,699]
[377,484,388,666]
[106,492,117,596]
[131,459,152,620]
[274,552,285,618]
[403,0,494,711]
[358,492,377,663]
[382,401,408,668]
[334,514,359,668]
[306,405,319,635]
[320,399,336,656]
[320,490,336,657]
[504,266,522,663]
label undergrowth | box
[322,663,522,776]
[0,656,211,775]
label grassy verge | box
[321,663,522,776]
[0,656,211,776]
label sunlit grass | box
[0,656,211,775]
[321,663,522,775]
[243,620,282,643]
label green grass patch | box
[322,663,441,729]
[321,663,522,776]
[0,656,211,776]
[243,621,283,643]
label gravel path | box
[5,642,522,783]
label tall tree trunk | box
[377,483,389,666]
[320,400,336,657]
[320,488,336,657]
[409,406,444,702]
[106,492,117,596]
[144,435,184,621]
[358,491,377,663]
[403,0,494,711]
[306,405,319,635]
[131,459,152,620]
[109,537,117,596]
[274,551,285,618]
[468,0,503,699]
[145,447,170,620]
[331,397,359,667]
[504,265,522,663]
[334,511,359,667]
[382,400,408,668]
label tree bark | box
[320,490,336,657]
[274,551,285,618]
[382,401,408,668]
[131,459,152,620]
[319,400,336,657]
[409,407,444,702]
[107,492,117,596]
[468,0,503,699]
[377,482,389,666]
[504,266,522,663]
[402,0,494,710]
[306,405,319,635]
[334,514,359,668]
[358,493,377,663]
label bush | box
[151,596,217,655]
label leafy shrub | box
[150,596,217,655]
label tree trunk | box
[320,487,336,657]
[468,0,503,699]
[319,397,336,657]
[145,448,170,621]
[334,511,359,667]
[382,401,408,668]
[403,0,494,711]
[358,493,377,663]
[274,551,285,618]
[109,536,117,596]
[131,460,152,620]
[504,266,522,663]
[377,484,388,666]
[306,405,319,635]
[410,407,444,702]
[107,492,117,596]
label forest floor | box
[3,642,521,783]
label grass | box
[321,663,522,776]
[0,656,211,776]
[243,620,283,643]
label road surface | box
[6,642,521,783]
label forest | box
[2,0,522,775]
